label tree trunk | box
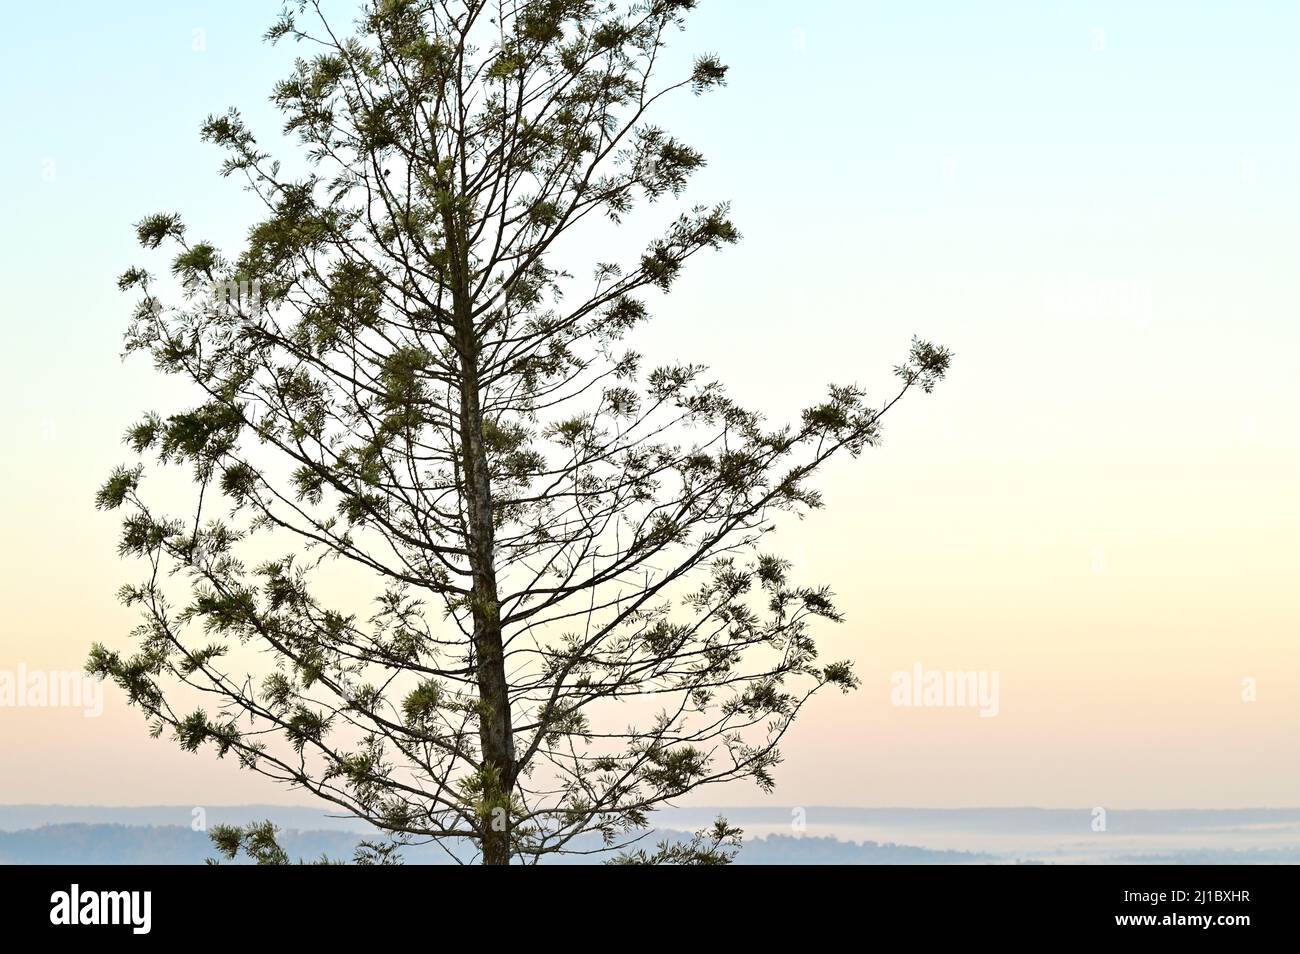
[454,294,514,865]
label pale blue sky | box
[2,2,1297,808]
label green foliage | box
[207,819,405,866]
[135,213,184,249]
[400,680,442,727]
[690,54,728,93]
[209,821,292,865]
[896,336,954,393]
[95,465,141,511]
[608,818,743,865]
[98,0,949,867]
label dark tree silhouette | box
[91,0,950,864]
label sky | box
[0,1,1297,811]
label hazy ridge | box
[2,806,1297,864]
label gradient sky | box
[1,1,1297,810]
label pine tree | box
[91,0,950,865]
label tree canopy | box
[91,0,950,864]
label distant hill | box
[730,834,991,865]
[1,806,1296,864]
[0,823,993,865]
[0,824,354,865]
[0,805,370,834]
[7,804,1299,836]
[650,806,1300,835]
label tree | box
[91,0,950,865]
